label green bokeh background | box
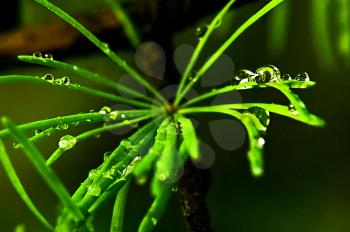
[1,0,349,231]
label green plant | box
[0,0,325,231]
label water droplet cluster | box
[232,65,311,86]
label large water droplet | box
[196,25,207,39]
[42,73,54,83]
[32,52,42,58]
[248,107,270,127]
[87,185,102,197]
[256,65,281,83]
[294,72,310,81]
[58,135,77,151]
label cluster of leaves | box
[0,0,324,231]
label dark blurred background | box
[0,0,349,231]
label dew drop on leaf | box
[58,135,77,151]
[256,65,281,83]
[87,185,102,197]
[294,72,310,81]
[32,52,42,58]
[34,129,43,135]
[61,76,71,86]
[151,217,158,226]
[42,73,54,83]
[99,106,112,115]
[109,111,119,120]
[195,25,207,39]
[248,107,270,127]
[282,74,292,80]
[288,104,299,115]
[44,53,53,60]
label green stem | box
[110,179,131,232]
[175,0,237,99]
[105,0,141,48]
[34,0,166,103]
[0,112,104,138]
[18,55,156,104]
[0,75,151,108]
[175,0,285,106]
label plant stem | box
[178,162,213,232]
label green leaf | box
[0,139,53,231]
[104,0,140,48]
[138,185,171,232]
[133,118,170,181]
[176,115,200,160]
[1,117,84,221]
[17,55,154,104]
[110,179,131,232]
[176,0,285,105]
[33,0,166,103]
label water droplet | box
[88,169,97,179]
[109,111,119,120]
[171,186,178,192]
[32,52,42,58]
[121,114,126,119]
[257,137,265,148]
[73,65,78,70]
[42,73,54,83]
[44,53,53,60]
[282,74,291,80]
[99,106,112,115]
[61,76,71,86]
[58,135,77,151]
[196,25,207,39]
[55,124,69,130]
[248,107,270,127]
[151,217,158,226]
[87,185,102,197]
[104,152,111,161]
[256,65,281,83]
[34,129,43,135]
[233,69,255,85]
[288,104,299,115]
[294,72,310,82]
[158,172,168,181]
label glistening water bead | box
[295,72,310,81]
[248,107,270,127]
[255,65,281,83]
[99,106,112,115]
[44,53,53,60]
[32,52,42,58]
[196,25,208,39]
[42,73,54,83]
[58,135,77,151]
[282,74,292,80]
[232,69,255,85]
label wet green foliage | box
[0,0,324,231]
